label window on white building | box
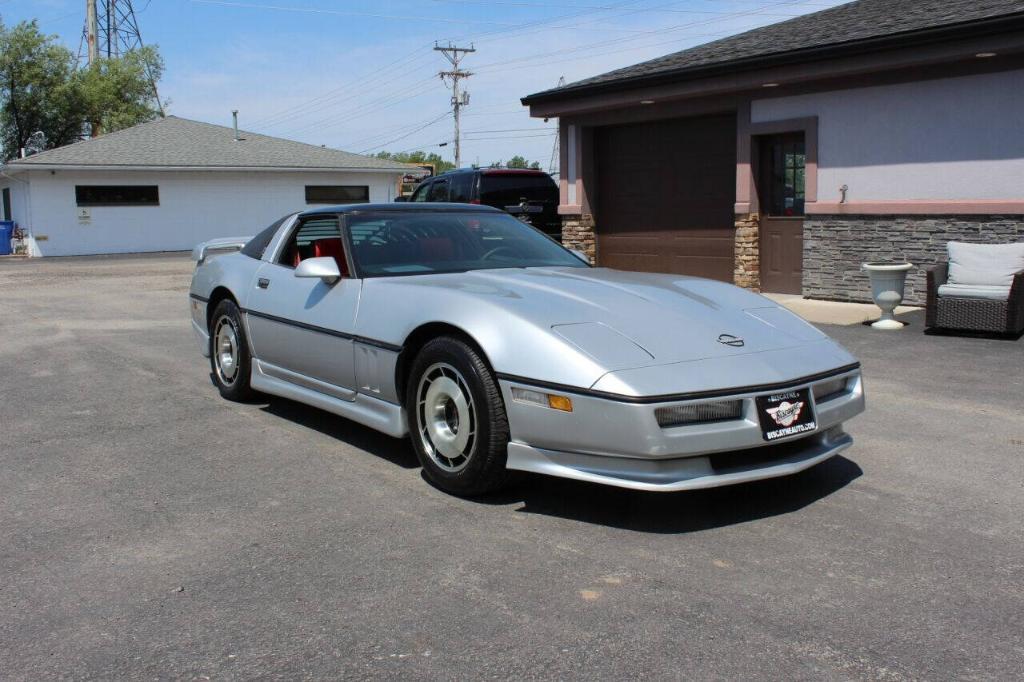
[304,185,369,204]
[75,185,159,206]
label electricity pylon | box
[81,0,164,116]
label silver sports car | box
[189,204,864,496]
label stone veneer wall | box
[561,214,597,263]
[803,215,1024,306]
[734,213,760,291]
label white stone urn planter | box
[862,262,914,329]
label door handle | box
[257,278,270,289]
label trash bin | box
[0,221,14,256]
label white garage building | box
[0,116,414,257]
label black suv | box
[405,168,561,240]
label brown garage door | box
[594,113,736,281]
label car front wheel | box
[406,336,510,496]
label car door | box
[245,213,360,399]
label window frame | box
[74,185,160,207]
[304,185,370,205]
[274,212,356,277]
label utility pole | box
[434,42,474,169]
[86,0,99,65]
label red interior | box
[312,237,349,276]
[420,237,456,261]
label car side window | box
[411,181,431,202]
[276,215,350,276]
[427,179,449,202]
[240,215,289,260]
[449,174,473,203]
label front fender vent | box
[655,400,742,428]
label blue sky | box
[2,0,845,168]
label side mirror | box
[294,256,341,284]
[569,248,591,265]
[394,195,409,202]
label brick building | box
[522,0,1024,304]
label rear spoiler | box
[192,236,252,264]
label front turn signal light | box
[546,394,573,412]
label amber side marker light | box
[511,387,574,412]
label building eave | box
[521,12,1024,110]
[0,163,414,175]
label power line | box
[249,45,434,129]
[359,111,453,154]
[428,0,812,16]
[278,77,440,139]
[343,110,452,150]
[463,132,559,141]
[462,127,556,133]
[469,0,822,76]
[189,0,521,26]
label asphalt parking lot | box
[2,253,1022,680]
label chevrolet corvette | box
[189,204,864,495]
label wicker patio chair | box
[926,260,1024,336]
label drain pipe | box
[232,110,240,141]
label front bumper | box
[499,367,864,491]
[506,427,852,492]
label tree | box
[0,21,82,158]
[0,20,164,160]
[79,46,164,136]
[375,149,454,173]
[490,155,543,170]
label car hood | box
[398,267,831,371]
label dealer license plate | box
[755,387,817,441]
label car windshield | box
[346,211,587,277]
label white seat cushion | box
[947,241,1024,287]
[938,283,1012,301]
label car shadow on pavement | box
[488,456,863,534]
[247,387,862,533]
[258,397,420,469]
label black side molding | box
[241,307,403,353]
[496,362,861,405]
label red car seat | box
[312,237,349,276]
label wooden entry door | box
[758,134,805,294]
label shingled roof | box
[5,116,413,171]
[523,0,1024,103]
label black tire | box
[406,336,510,496]
[208,299,255,402]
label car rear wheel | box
[209,299,255,402]
[407,336,509,496]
